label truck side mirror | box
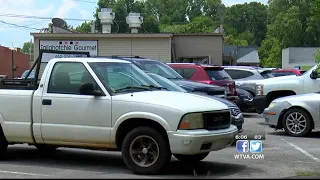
[79,82,103,96]
[310,70,319,79]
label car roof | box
[50,57,131,64]
[167,63,223,68]
[222,66,261,70]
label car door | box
[302,66,320,93]
[40,61,112,147]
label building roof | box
[237,50,260,63]
[31,33,224,38]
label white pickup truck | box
[253,64,319,113]
[0,56,238,174]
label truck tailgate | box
[0,90,35,143]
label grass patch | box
[295,170,318,176]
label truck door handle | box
[42,99,52,105]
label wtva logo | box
[236,140,262,153]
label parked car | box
[236,88,255,112]
[223,66,275,96]
[0,56,238,175]
[167,63,238,97]
[271,69,306,77]
[104,57,238,102]
[146,72,244,132]
[15,70,34,79]
[263,93,320,137]
[253,64,320,114]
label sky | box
[0,0,268,49]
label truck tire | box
[35,144,58,152]
[282,108,313,137]
[121,126,171,175]
[173,152,209,163]
[0,131,8,160]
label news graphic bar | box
[235,131,266,141]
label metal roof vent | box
[126,12,143,33]
[98,8,115,33]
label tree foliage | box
[22,0,320,68]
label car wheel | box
[35,144,59,152]
[173,152,210,163]
[282,108,313,137]
[0,130,8,160]
[121,126,171,175]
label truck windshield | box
[88,62,163,93]
[134,60,183,80]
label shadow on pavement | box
[268,131,320,139]
[3,146,250,177]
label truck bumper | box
[253,95,267,114]
[167,125,238,155]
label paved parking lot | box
[0,113,319,178]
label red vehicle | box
[271,69,306,77]
[167,63,238,101]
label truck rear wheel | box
[35,144,58,153]
[173,152,209,163]
[121,126,171,175]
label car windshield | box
[260,70,275,78]
[88,62,163,93]
[147,73,187,92]
[205,68,232,81]
[134,60,183,79]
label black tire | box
[173,152,209,163]
[121,126,171,175]
[0,129,8,160]
[35,144,58,152]
[282,108,313,137]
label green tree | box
[160,15,215,33]
[73,21,92,33]
[258,37,281,68]
[224,35,248,46]
[224,2,268,46]
[21,41,34,61]
[306,0,320,46]
[187,0,204,21]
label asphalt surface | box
[0,113,319,178]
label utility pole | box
[11,48,14,78]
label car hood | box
[255,75,300,85]
[112,90,229,113]
[172,79,225,91]
[189,91,236,107]
[274,93,320,103]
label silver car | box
[223,66,275,96]
[263,93,320,137]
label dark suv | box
[104,56,231,98]
[106,57,241,104]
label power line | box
[71,0,97,3]
[0,20,42,30]
[0,13,92,21]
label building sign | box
[40,51,90,63]
[39,40,98,56]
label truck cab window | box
[47,62,97,94]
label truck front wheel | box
[173,152,209,163]
[0,131,8,160]
[121,126,171,175]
